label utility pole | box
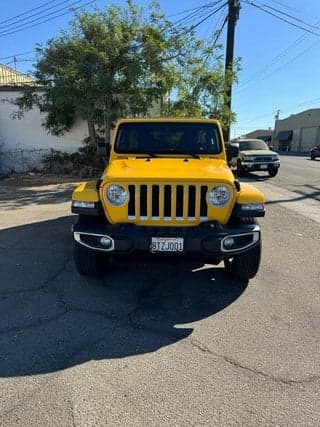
[224,0,240,141]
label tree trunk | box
[87,120,97,149]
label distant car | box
[230,138,280,178]
[310,145,320,160]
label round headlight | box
[106,184,127,206]
[208,185,231,207]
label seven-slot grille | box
[127,184,208,222]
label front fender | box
[236,183,265,204]
[72,181,100,202]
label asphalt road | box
[0,156,319,426]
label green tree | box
[161,35,240,133]
[14,1,238,153]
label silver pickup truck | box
[228,138,280,178]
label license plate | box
[150,237,184,253]
[259,165,268,169]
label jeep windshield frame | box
[114,122,223,156]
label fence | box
[0,148,51,175]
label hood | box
[240,149,277,156]
[103,158,233,182]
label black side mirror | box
[225,143,239,162]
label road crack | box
[190,338,320,386]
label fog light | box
[223,237,235,249]
[100,237,112,248]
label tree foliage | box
[14,0,238,151]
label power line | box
[0,0,83,31]
[244,0,320,37]
[202,11,228,64]
[173,1,226,29]
[0,50,35,61]
[237,97,320,126]
[0,0,63,25]
[235,36,320,94]
[0,0,95,38]
[234,3,320,92]
[238,21,320,91]
[5,59,37,65]
[204,4,228,44]
[266,0,299,13]
[258,2,320,31]
[0,0,89,35]
[186,2,228,33]
[169,1,222,20]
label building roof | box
[0,63,35,87]
[278,108,320,122]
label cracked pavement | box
[0,169,319,426]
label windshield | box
[239,140,269,151]
[114,122,222,155]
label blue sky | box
[1,0,320,137]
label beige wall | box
[274,109,320,152]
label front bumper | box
[72,221,261,259]
[242,161,280,172]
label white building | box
[0,64,87,173]
[273,109,320,152]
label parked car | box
[229,138,280,177]
[71,118,265,281]
[310,145,320,160]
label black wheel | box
[311,155,316,160]
[268,168,278,177]
[224,218,261,281]
[74,241,105,276]
[237,160,245,177]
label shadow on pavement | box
[0,216,247,377]
[0,183,77,210]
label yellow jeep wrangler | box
[71,118,265,280]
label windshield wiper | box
[133,152,159,158]
[153,150,200,159]
[169,150,200,159]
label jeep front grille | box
[127,184,208,222]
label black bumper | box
[72,221,261,259]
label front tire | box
[224,218,261,281]
[237,160,245,177]
[268,168,278,177]
[74,241,105,276]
